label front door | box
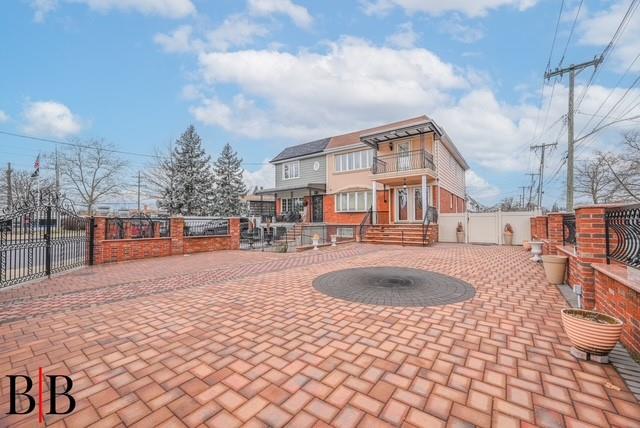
[397,188,409,221]
[312,195,324,222]
[395,186,426,222]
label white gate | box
[438,210,538,245]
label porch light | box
[389,142,393,150]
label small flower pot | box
[541,255,568,284]
[456,231,464,243]
[312,239,319,250]
[561,308,623,357]
[503,232,513,246]
[331,235,337,246]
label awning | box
[254,183,326,196]
[360,122,441,149]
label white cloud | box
[244,160,275,191]
[31,0,195,21]
[22,101,84,138]
[385,22,419,48]
[154,16,269,54]
[207,14,269,51]
[31,0,57,22]
[360,0,537,18]
[466,170,500,200]
[248,0,313,29]
[439,15,484,43]
[0,110,9,123]
[578,0,640,72]
[193,37,466,139]
[154,25,197,53]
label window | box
[335,150,374,172]
[335,191,372,212]
[281,197,304,212]
[282,161,300,180]
[337,227,354,238]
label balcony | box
[372,149,435,175]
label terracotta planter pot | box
[503,232,513,246]
[561,309,623,355]
[456,231,464,243]
[542,255,568,284]
[523,241,531,251]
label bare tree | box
[575,152,619,204]
[55,139,128,214]
[0,168,56,207]
[141,143,174,210]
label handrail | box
[372,149,435,174]
[422,206,438,246]
[359,207,373,241]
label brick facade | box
[438,186,465,214]
[92,217,241,264]
[594,266,640,360]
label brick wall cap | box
[574,202,637,209]
[102,237,171,243]
[592,263,640,293]
[184,235,231,239]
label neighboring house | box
[241,189,275,220]
[256,138,329,222]
[258,116,468,226]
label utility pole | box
[5,162,13,208]
[55,147,60,196]
[137,171,141,214]
[545,56,603,211]
[531,143,557,210]
[518,186,527,208]
[526,173,539,208]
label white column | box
[421,175,428,215]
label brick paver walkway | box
[1,244,639,427]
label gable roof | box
[270,137,331,163]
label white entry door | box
[395,186,424,222]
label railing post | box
[88,217,95,266]
[45,205,52,278]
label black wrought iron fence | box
[105,216,170,239]
[563,214,576,246]
[240,224,358,252]
[184,217,230,236]
[605,204,640,268]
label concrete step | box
[363,239,429,246]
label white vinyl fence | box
[439,210,539,245]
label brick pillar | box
[546,213,564,255]
[170,217,184,255]
[530,217,536,240]
[229,218,241,250]
[574,206,608,309]
[92,217,107,265]
[535,216,548,240]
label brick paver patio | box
[1,244,639,427]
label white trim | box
[272,153,325,164]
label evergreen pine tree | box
[212,143,247,216]
[169,125,216,215]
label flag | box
[31,154,40,178]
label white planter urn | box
[331,235,337,246]
[530,241,543,262]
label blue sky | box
[1,0,639,207]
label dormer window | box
[282,161,300,180]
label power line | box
[558,0,583,67]
[0,129,271,166]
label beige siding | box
[326,147,372,193]
[436,140,465,198]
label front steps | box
[363,224,432,246]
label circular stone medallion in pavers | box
[312,267,475,307]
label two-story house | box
[258,116,468,231]
[256,137,330,223]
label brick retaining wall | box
[92,217,241,264]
